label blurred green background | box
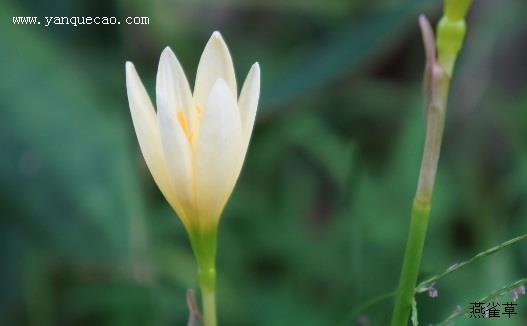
[1,0,527,325]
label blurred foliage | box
[1,0,527,325]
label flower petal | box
[125,62,178,213]
[238,62,260,156]
[195,78,243,227]
[194,31,237,109]
[156,47,197,134]
[157,106,194,222]
[156,52,196,224]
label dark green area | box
[1,0,526,325]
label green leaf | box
[262,0,437,113]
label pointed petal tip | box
[158,47,179,76]
[211,30,222,39]
[209,31,227,46]
[194,30,237,104]
[125,61,135,73]
[125,62,139,85]
[160,46,175,59]
[251,62,260,73]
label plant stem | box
[201,286,217,326]
[189,228,218,326]
[390,70,450,325]
[198,260,217,326]
[390,1,473,321]
[390,16,452,323]
[390,198,431,326]
[391,78,451,326]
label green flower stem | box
[189,228,218,326]
[391,67,451,326]
[201,287,217,326]
[390,0,472,323]
[390,198,431,326]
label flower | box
[125,31,260,232]
[426,282,438,298]
[512,285,526,302]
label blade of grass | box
[340,232,527,323]
[416,233,527,292]
[434,277,527,326]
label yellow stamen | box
[177,110,192,140]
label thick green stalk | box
[201,287,217,326]
[199,263,217,326]
[189,228,218,326]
